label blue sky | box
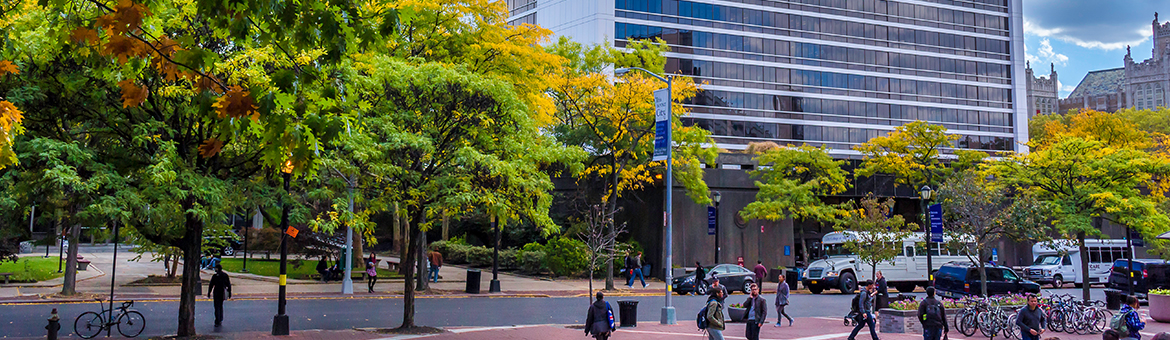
[1022,0,1164,98]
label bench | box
[77,259,92,271]
[0,272,12,284]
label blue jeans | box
[429,265,440,282]
[1021,333,1040,340]
[627,268,645,286]
[923,327,942,340]
[849,314,877,340]
[707,328,724,340]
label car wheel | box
[895,283,916,293]
[840,272,857,294]
[1052,275,1063,289]
[696,281,709,295]
[743,280,753,294]
[221,245,235,256]
[810,287,823,294]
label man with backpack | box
[584,292,616,340]
[848,282,879,340]
[917,287,948,340]
[698,288,726,340]
[1109,295,1146,340]
[1015,294,1046,340]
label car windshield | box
[824,243,854,256]
[1033,255,1062,265]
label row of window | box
[616,1,1012,55]
[616,23,1012,83]
[506,0,537,16]
[615,12,1011,61]
[687,119,1016,151]
[619,0,1009,36]
[508,12,536,26]
[687,89,1015,129]
[1134,83,1165,110]
[689,105,1012,133]
[672,58,1013,107]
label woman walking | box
[366,257,379,293]
[584,292,616,340]
[774,275,793,326]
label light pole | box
[272,167,292,336]
[920,185,934,283]
[489,214,501,293]
[713,192,721,264]
[614,66,675,325]
[342,121,356,295]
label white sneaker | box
[643,283,649,288]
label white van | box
[1024,239,1132,288]
[801,231,973,294]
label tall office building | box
[510,0,1029,155]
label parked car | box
[204,230,242,256]
[934,262,1040,298]
[1105,258,1170,300]
[671,264,758,295]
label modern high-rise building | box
[510,0,1030,155]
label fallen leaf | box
[117,79,149,108]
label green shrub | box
[448,235,469,245]
[499,249,518,269]
[466,246,494,267]
[544,237,588,277]
[446,243,471,264]
[517,250,547,274]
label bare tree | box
[581,205,628,299]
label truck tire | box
[1074,282,1083,288]
[895,283,916,293]
[810,287,823,294]
[839,272,857,294]
[1052,275,1063,289]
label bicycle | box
[74,300,146,338]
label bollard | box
[46,308,60,340]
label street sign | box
[707,206,716,235]
[652,88,670,162]
[1132,229,1145,247]
[285,226,299,238]
[928,203,944,243]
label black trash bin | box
[465,269,481,294]
[785,270,798,291]
[618,300,638,327]
[1106,290,1121,310]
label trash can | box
[618,300,638,327]
[785,270,798,291]
[465,269,481,294]
[1106,290,1121,310]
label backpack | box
[851,294,861,313]
[923,299,944,325]
[1110,310,1130,335]
[697,304,710,330]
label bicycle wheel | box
[73,311,105,339]
[1005,313,1021,340]
[118,311,146,337]
[978,311,995,338]
[1047,309,1065,333]
[1091,309,1112,333]
[958,312,978,337]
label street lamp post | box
[920,185,934,284]
[713,192,721,264]
[614,66,676,325]
[342,121,356,295]
[490,215,502,293]
[272,169,292,336]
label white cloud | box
[1036,39,1069,66]
[1057,80,1077,94]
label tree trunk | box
[978,249,988,297]
[441,210,449,241]
[400,212,420,329]
[61,224,81,295]
[176,205,203,337]
[392,202,401,255]
[398,213,410,276]
[1078,232,1090,301]
[353,230,364,271]
[416,226,428,291]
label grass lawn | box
[0,257,66,282]
[219,258,402,280]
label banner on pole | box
[653,88,670,162]
[928,203,943,243]
[707,206,716,235]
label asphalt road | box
[0,288,1107,338]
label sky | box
[1022,0,1165,98]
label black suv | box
[934,262,1041,298]
[1105,259,1170,300]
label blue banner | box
[929,203,944,243]
[707,206,717,235]
[652,89,670,162]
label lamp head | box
[920,185,932,200]
[713,191,722,204]
[613,67,630,76]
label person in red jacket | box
[753,261,767,283]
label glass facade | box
[611,0,1019,152]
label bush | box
[499,249,518,270]
[466,246,494,267]
[517,250,546,274]
[544,237,588,277]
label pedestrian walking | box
[917,287,948,340]
[848,282,879,340]
[1115,295,1146,340]
[317,255,329,282]
[742,283,767,340]
[875,271,889,310]
[627,251,647,288]
[1015,294,1047,340]
[710,277,729,303]
[428,248,443,283]
[753,261,767,283]
[207,264,232,327]
[366,257,379,293]
[706,288,726,340]
[692,261,706,296]
[584,292,616,340]
[774,275,792,327]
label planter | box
[727,307,747,322]
[877,308,964,334]
[1150,293,1170,323]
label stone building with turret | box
[1026,62,1059,118]
[1061,13,1169,113]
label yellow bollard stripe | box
[280,275,286,286]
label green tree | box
[833,196,916,288]
[854,121,961,191]
[936,170,1053,296]
[739,142,848,263]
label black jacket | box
[917,297,949,332]
[743,295,767,323]
[1015,306,1046,334]
[209,271,232,300]
[624,256,635,270]
[584,300,613,335]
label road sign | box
[652,88,670,162]
[285,226,299,238]
[928,203,943,243]
[707,206,716,235]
